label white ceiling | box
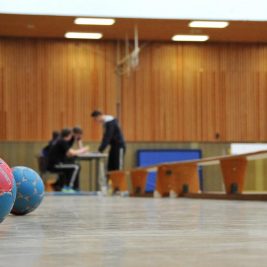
[0,0,266,21]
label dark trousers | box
[49,162,80,190]
[108,145,125,171]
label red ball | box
[0,159,16,223]
[0,159,14,192]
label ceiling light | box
[65,32,103,39]
[74,18,115,25]
[172,35,209,42]
[189,21,229,28]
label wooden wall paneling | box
[200,71,215,141]
[0,55,6,139]
[104,43,117,115]
[151,44,163,140]
[224,71,241,141]
[214,71,226,142]
[120,42,267,142]
[135,50,144,141]
[258,72,267,141]
[246,72,260,140]
[161,44,172,140]
[199,45,220,141]
[121,68,136,141]
[2,39,267,142]
[142,46,153,140]
[164,45,177,141]
[161,45,171,140]
[0,38,117,141]
[182,45,201,141]
[175,45,185,141]
[148,45,157,141]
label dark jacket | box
[98,119,125,152]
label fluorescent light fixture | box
[74,18,115,25]
[189,21,229,28]
[172,35,209,42]
[65,32,103,39]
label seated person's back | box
[42,131,60,158]
[48,137,70,168]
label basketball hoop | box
[116,25,140,76]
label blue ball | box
[11,166,44,216]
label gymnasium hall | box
[1,1,267,266]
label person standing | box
[91,110,126,171]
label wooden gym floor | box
[1,195,267,267]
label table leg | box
[89,160,93,191]
[95,159,99,191]
[96,158,107,192]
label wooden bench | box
[108,150,267,199]
[108,171,128,194]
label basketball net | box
[116,26,140,76]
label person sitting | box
[65,126,87,189]
[38,131,60,175]
[42,131,60,157]
[71,126,84,149]
[47,128,88,192]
